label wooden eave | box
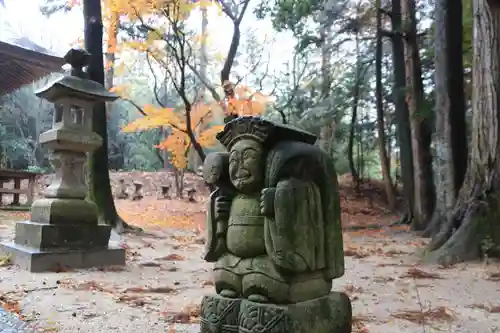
[0,40,65,96]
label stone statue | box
[200,116,351,333]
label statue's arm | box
[264,178,317,273]
[203,189,227,262]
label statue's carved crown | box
[216,116,318,150]
[216,116,273,149]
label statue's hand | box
[260,188,276,217]
[214,195,232,221]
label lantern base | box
[0,241,125,272]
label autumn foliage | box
[121,85,271,169]
[66,0,272,169]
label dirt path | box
[0,208,499,332]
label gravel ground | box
[0,215,499,333]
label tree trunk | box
[376,0,396,210]
[105,9,123,171]
[83,0,139,232]
[424,0,467,237]
[348,30,361,189]
[390,0,415,222]
[318,21,334,154]
[426,0,500,264]
[402,0,436,230]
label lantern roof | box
[35,48,119,103]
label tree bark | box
[105,9,123,171]
[317,20,335,154]
[390,0,415,222]
[376,0,396,210]
[188,6,208,172]
[401,0,436,230]
[424,0,467,237]
[426,0,500,264]
[348,30,361,189]
[83,0,139,232]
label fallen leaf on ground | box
[484,271,500,281]
[201,280,214,287]
[0,255,12,267]
[344,284,364,295]
[139,261,162,267]
[125,250,141,261]
[466,303,500,313]
[352,315,376,333]
[156,254,185,261]
[384,249,409,256]
[391,306,456,324]
[344,246,370,258]
[170,235,195,243]
[373,276,395,283]
[161,303,201,323]
[0,297,21,315]
[124,286,176,294]
[61,280,115,293]
[400,267,443,279]
[116,294,149,307]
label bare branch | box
[145,52,167,108]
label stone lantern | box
[0,48,126,272]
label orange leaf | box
[197,125,224,147]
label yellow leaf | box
[190,103,213,129]
[109,85,129,98]
[155,131,190,169]
[123,41,149,52]
[214,52,225,62]
[147,29,164,44]
[122,105,181,132]
[197,125,224,147]
[115,63,126,76]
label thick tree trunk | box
[427,0,500,264]
[424,0,467,238]
[376,0,396,210]
[391,0,415,222]
[84,0,139,232]
[401,0,436,230]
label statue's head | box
[216,116,318,193]
[216,117,270,194]
[228,138,264,193]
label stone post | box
[0,48,126,272]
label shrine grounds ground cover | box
[0,172,499,333]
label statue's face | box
[229,139,263,193]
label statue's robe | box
[264,140,344,280]
[204,140,344,302]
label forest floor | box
[0,172,499,333]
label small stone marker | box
[116,178,128,199]
[0,48,126,272]
[159,184,171,199]
[131,181,143,201]
[186,188,196,202]
[200,116,352,333]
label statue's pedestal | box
[0,198,125,272]
[200,292,352,333]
